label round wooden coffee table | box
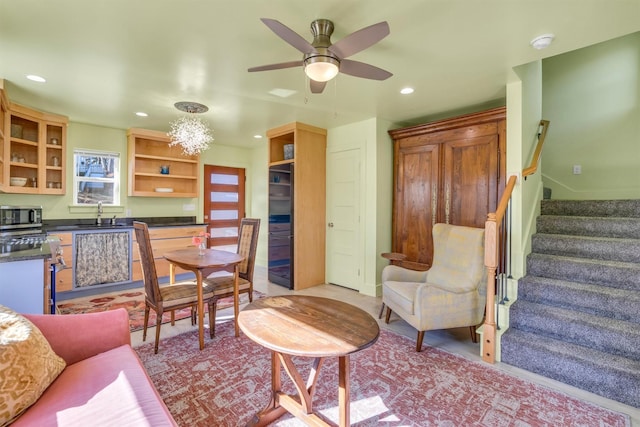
[238,295,379,427]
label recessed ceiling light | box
[530,34,555,50]
[253,134,263,139]
[268,88,297,98]
[400,87,414,95]
[135,112,148,117]
[26,74,46,83]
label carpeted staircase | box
[501,199,640,408]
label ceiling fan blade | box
[260,18,316,54]
[340,59,393,80]
[310,80,327,94]
[329,21,390,59]
[248,60,303,72]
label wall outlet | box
[183,204,195,212]
[126,209,132,216]
[573,165,582,175]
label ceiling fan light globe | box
[304,57,339,82]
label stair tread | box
[534,232,640,243]
[503,328,640,371]
[540,199,640,218]
[512,300,640,333]
[518,275,640,323]
[528,252,640,268]
[519,274,640,297]
[501,329,640,408]
[531,234,640,263]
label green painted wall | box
[542,31,640,199]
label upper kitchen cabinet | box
[127,128,199,197]
[0,97,68,195]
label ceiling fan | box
[248,18,392,94]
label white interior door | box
[326,148,361,290]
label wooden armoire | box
[388,107,506,270]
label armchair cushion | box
[426,224,485,293]
[383,281,422,315]
[0,305,66,425]
[381,264,428,284]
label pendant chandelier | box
[167,101,213,155]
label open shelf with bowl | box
[127,128,199,197]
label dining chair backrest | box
[133,221,162,307]
[236,218,260,282]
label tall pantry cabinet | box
[388,107,506,270]
[267,122,326,290]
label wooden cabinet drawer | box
[55,268,73,292]
[148,226,205,240]
[49,232,73,245]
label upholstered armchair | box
[382,223,486,351]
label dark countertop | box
[43,216,205,233]
[0,240,56,264]
[1,217,205,263]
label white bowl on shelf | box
[10,177,27,187]
[154,187,174,193]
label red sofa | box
[13,309,177,426]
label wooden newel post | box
[482,215,498,363]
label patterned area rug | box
[135,320,629,427]
[57,289,263,332]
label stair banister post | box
[483,214,498,363]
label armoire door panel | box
[443,134,498,227]
[394,143,439,266]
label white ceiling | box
[1,0,639,148]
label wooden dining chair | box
[133,221,216,353]
[202,218,260,336]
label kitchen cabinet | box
[49,232,73,292]
[48,230,132,292]
[50,225,206,294]
[127,128,199,197]
[1,101,68,194]
[267,122,326,290]
[388,107,506,270]
[131,225,206,281]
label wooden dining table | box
[238,295,380,426]
[164,248,244,350]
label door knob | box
[328,222,334,228]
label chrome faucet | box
[96,201,103,225]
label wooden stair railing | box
[482,119,550,364]
[482,175,516,363]
[522,120,550,178]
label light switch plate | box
[573,165,582,174]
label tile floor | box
[131,266,640,425]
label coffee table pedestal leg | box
[247,352,350,427]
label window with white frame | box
[73,149,120,205]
